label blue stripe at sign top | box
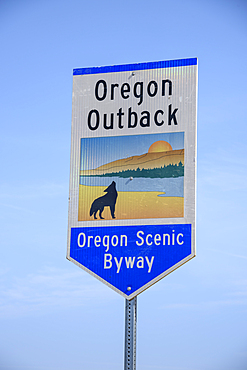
[73,58,198,76]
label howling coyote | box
[90,181,118,219]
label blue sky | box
[1,1,247,370]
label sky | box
[0,0,247,369]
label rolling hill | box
[80,149,184,176]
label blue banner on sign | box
[70,224,191,296]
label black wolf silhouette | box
[90,181,118,219]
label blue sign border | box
[73,58,197,76]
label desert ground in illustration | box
[78,184,184,221]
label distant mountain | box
[80,149,184,176]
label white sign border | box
[67,58,198,299]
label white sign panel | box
[67,58,198,299]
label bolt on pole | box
[124,297,137,370]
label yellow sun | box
[148,140,173,153]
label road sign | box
[67,58,198,299]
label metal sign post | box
[124,297,137,370]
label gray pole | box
[124,297,137,370]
